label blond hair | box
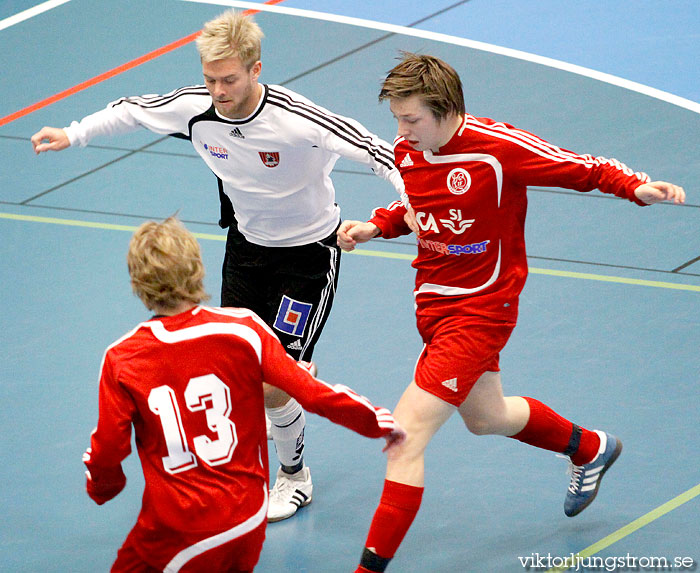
[196,9,263,67]
[127,217,209,311]
[379,52,465,120]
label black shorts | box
[221,220,341,361]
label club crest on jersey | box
[274,295,312,337]
[447,168,471,195]
[258,151,280,168]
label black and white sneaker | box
[267,466,313,522]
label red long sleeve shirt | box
[370,115,649,322]
[84,306,397,561]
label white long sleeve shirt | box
[65,84,404,246]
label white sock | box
[266,398,306,473]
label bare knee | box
[463,415,499,436]
[462,401,530,436]
[458,373,525,436]
[461,403,511,435]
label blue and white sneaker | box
[564,430,622,517]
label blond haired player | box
[84,217,405,571]
[32,10,405,522]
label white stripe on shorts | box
[300,241,339,359]
[164,484,268,572]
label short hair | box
[127,217,209,311]
[379,52,466,120]
[196,9,263,67]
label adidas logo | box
[290,489,309,509]
[229,127,245,139]
[287,339,303,351]
[441,377,458,392]
[399,153,413,168]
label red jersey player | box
[83,217,405,572]
[338,52,685,573]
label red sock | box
[510,397,600,465]
[362,480,423,563]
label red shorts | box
[414,315,515,407]
[111,519,266,573]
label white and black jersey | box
[65,84,404,247]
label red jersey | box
[84,305,396,568]
[370,115,649,322]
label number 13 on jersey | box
[148,374,238,474]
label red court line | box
[0,0,287,128]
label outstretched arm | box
[261,339,405,446]
[31,127,70,154]
[337,220,381,251]
[634,181,686,205]
[337,197,418,251]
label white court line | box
[0,0,71,31]
[181,0,700,115]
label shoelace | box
[269,474,301,501]
[567,463,584,494]
[556,454,585,494]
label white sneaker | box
[267,466,313,522]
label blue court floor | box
[1,1,698,571]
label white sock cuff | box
[266,398,303,426]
